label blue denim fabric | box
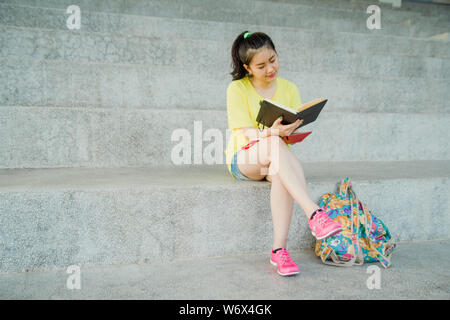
[230,149,254,181]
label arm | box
[240,117,301,139]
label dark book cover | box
[257,98,327,130]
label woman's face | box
[244,47,279,84]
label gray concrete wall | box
[0,0,449,273]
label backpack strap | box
[338,177,351,198]
[322,250,357,267]
[319,194,364,267]
[360,202,394,268]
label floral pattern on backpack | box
[314,177,396,268]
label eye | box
[257,58,276,69]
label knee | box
[255,136,284,166]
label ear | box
[243,63,251,74]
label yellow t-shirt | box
[225,75,302,178]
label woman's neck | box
[248,75,277,91]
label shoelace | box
[278,249,294,265]
[315,211,334,227]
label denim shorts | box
[230,149,255,181]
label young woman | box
[225,31,342,276]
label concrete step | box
[1,107,449,168]
[1,239,449,299]
[1,25,449,81]
[1,3,449,59]
[0,0,448,39]
[257,0,450,21]
[0,161,449,273]
[2,0,449,21]
[1,58,449,112]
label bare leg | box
[279,148,312,200]
[268,143,319,219]
[237,136,319,219]
[268,172,294,250]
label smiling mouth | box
[267,73,276,78]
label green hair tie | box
[244,32,251,39]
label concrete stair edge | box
[1,107,450,169]
[1,25,449,81]
[1,3,449,56]
[1,239,449,299]
[1,0,449,40]
[1,0,448,23]
[0,162,449,273]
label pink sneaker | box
[308,208,343,240]
[270,248,299,276]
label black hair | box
[230,31,277,81]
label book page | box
[264,98,297,115]
[297,98,325,113]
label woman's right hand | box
[270,117,303,137]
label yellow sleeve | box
[226,83,254,130]
[290,82,302,111]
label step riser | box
[1,177,448,272]
[1,27,449,80]
[1,107,449,169]
[258,0,450,20]
[2,0,449,20]
[1,4,449,59]
[0,0,448,38]
[1,60,449,112]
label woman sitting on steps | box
[225,31,342,277]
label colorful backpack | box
[314,177,396,268]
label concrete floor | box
[1,239,449,300]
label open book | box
[256,97,327,130]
